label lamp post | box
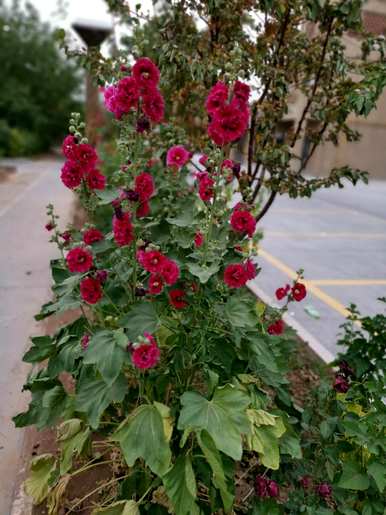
[72,18,113,145]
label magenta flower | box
[166,145,190,169]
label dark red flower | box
[60,160,84,189]
[299,475,312,490]
[96,270,108,284]
[208,103,249,146]
[113,212,134,247]
[292,282,307,302]
[66,247,93,273]
[142,89,165,123]
[136,201,150,218]
[80,276,102,304]
[86,169,106,190]
[132,337,160,370]
[83,228,104,245]
[135,172,155,202]
[268,319,285,335]
[61,231,71,243]
[316,483,332,499]
[275,284,290,301]
[205,82,228,116]
[81,334,90,350]
[230,209,256,237]
[45,222,54,231]
[132,57,160,89]
[160,259,180,285]
[138,250,166,273]
[339,360,355,378]
[194,232,204,247]
[255,476,269,498]
[198,176,214,202]
[244,259,257,280]
[115,76,140,114]
[62,135,77,160]
[233,80,251,107]
[169,289,188,309]
[223,263,248,288]
[75,144,98,171]
[267,480,279,498]
[136,116,151,133]
[333,374,350,393]
[148,273,164,295]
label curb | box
[247,280,335,364]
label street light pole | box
[72,18,113,146]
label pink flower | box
[62,135,77,160]
[142,89,165,123]
[66,247,93,273]
[198,176,214,202]
[316,483,332,499]
[80,276,103,304]
[138,250,166,273]
[205,82,228,116]
[115,76,140,114]
[268,319,285,335]
[275,284,290,300]
[135,172,155,201]
[75,144,98,171]
[131,333,160,370]
[230,209,256,237]
[86,169,106,190]
[83,228,104,245]
[208,103,249,146]
[166,145,190,169]
[113,212,134,247]
[160,259,180,285]
[148,273,164,295]
[60,160,84,189]
[169,289,188,309]
[136,201,150,218]
[194,232,204,247]
[233,80,250,107]
[104,85,124,118]
[132,57,160,89]
[292,282,307,302]
[81,334,90,350]
[223,263,248,288]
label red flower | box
[160,258,180,285]
[61,231,71,243]
[60,160,84,189]
[136,201,150,218]
[96,270,108,283]
[132,338,160,370]
[275,284,290,300]
[104,84,124,118]
[268,319,285,335]
[142,89,165,123]
[267,480,279,498]
[333,374,350,393]
[230,209,256,237]
[169,289,188,309]
[166,145,190,169]
[86,169,106,190]
[80,276,102,304]
[138,250,166,273]
[208,103,249,146]
[81,334,90,350]
[148,273,164,295]
[75,144,98,171]
[45,222,54,231]
[194,232,204,247]
[66,247,93,273]
[292,282,307,302]
[62,135,77,160]
[221,159,234,170]
[198,154,208,166]
[316,483,332,499]
[132,57,160,89]
[83,228,104,245]
[198,176,214,202]
[233,80,250,107]
[135,172,155,202]
[115,76,140,114]
[223,263,248,288]
[255,476,279,499]
[205,82,228,116]
[244,259,257,280]
[113,212,134,246]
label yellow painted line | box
[308,279,386,286]
[258,248,353,319]
[266,231,386,240]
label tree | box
[0,0,80,156]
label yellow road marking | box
[266,231,386,240]
[258,248,353,319]
[308,279,386,286]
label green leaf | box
[338,461,370,491]
[75,369,128,429]
[178,384,250,460]
[197,431,234,512]
[166,204,197,227]
[187,262,219,284]
[83,330,128,386]
[246,410,286,470]
[113,404,171,476]
[24,454,56,504]
[95,187,121,204]
[91,500,140,515]
[57,419,91,474]
[119,302,160,340]
[23,336,53,363]
[163,456,199,515]
[368,462,386,492]
[280,432,302,459]
[224,295,257,328]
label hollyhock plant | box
[230,209,256,238]
[80,276,102,304]
[292,282,307,301]
[166,145,190,169]
[169,289,188,309]
[83,228,104,245]
[66,247,93,273]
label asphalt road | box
[250,179,386,359]
[0,157,72,513]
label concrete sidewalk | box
[0,157,73,514]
